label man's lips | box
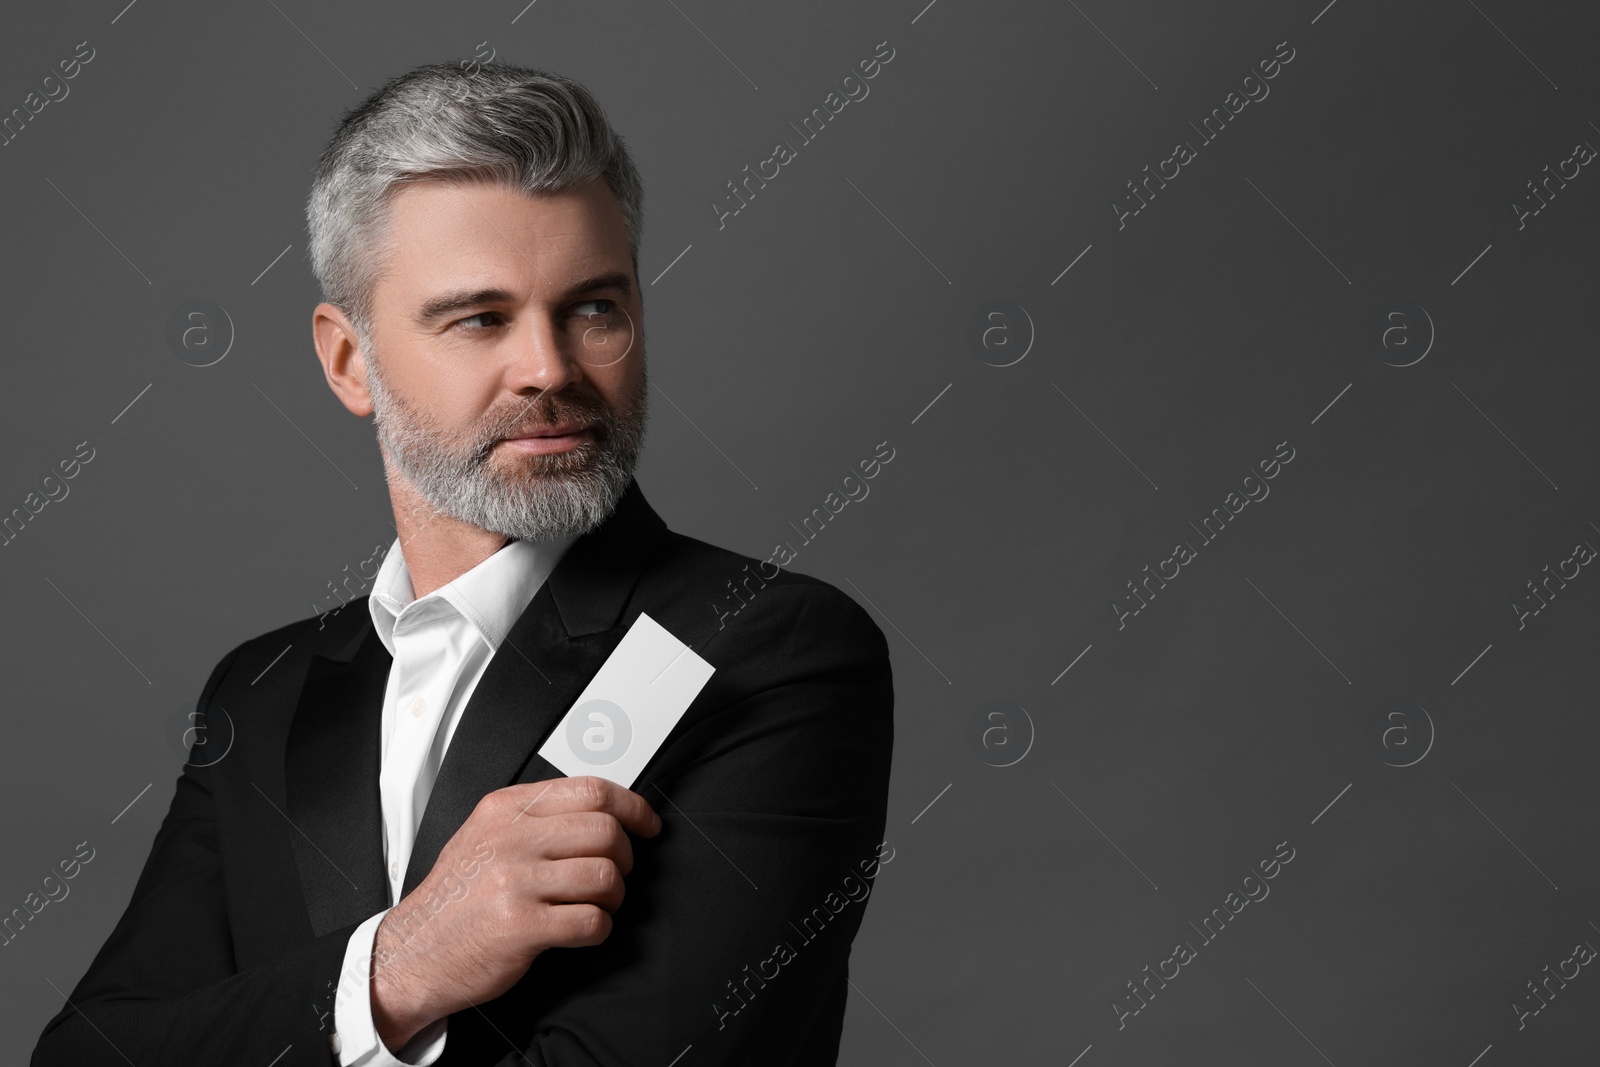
[497,423,593,455]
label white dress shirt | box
[332,532,575,1065]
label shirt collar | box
[367,533,577,657]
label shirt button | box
[391,860,400,880]
[409,697,428,717]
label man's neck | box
[388,479,510,601]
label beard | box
[364,351,647,543]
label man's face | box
[360,177,647,541]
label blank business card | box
[538,612,715,787]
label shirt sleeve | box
[335,909,448,1066]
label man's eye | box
[573,299,615,318]
[455,312,502,330]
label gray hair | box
[304,61,644,351]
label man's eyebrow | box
[413,273,635,328]
[569,271,635,300]
[414,287,517,328]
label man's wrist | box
[370,906,436,1051]
[335,910,444,1065]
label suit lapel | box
[284,623,392,938]
[400,479,670,897]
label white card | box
[537,612,715,787]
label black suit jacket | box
[32,480,895,1066]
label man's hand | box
[368,776,662,1050]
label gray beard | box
[365,352,647,542]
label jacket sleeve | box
[30,642,362,1067]
[465,581,897,1067]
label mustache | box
[484,392,613,442]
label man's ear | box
[311,302,373,417]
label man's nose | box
[505,315,583,394]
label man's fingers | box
[497,776,661,837]
[529,857,627,913]
[540,902,613,948]
[532,811,637,873]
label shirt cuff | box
[334,909,449,1066]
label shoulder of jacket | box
[644,530,887,662]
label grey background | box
[3,0,1598,1063]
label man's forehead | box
[378,179,631,294]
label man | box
[32,61,894,1066]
